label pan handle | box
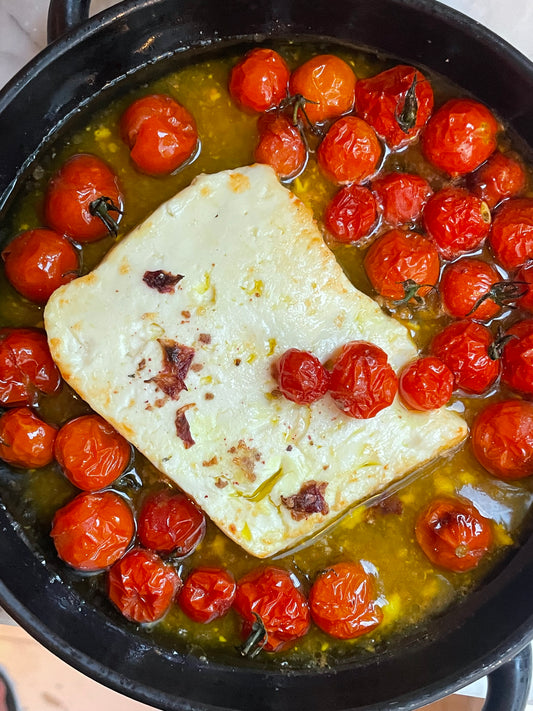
[482,644,532,711]
[47,0,91,44]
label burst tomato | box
[309,561,383,639]
[276,348,330,405]
[488,197,533,270]
[516,262,533,312]
[439,257,502,321]
[317,116,382,185]
[289,54,356,123]
[415,497,493,572]
[254,113,306,180]
[324,184,377,243]
[0,407,57,468]
[371,172,432,227]
[178,567,236,624]
[229,48,290,113]
[468,150,526,209]
[501,319,533,396]
[398,356,454,411]
[137,489,206,555]
[51,490,134,571]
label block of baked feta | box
[44,164,467,558]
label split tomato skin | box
[439,258,501,322]
[468,150,526,209]
[371,172,432,227]
[254,113,306,180]
[488,197,533,270]
[229,48,290,113]
[398,356,454,412]
[324,184,377,243]
[137,489,206,556]
[277,348,330,405]
[0,407,57,469]
[501,319,533,396]
[317,116,382,185]
[178,567,236,624]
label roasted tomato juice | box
[1,43,533,667]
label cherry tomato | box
[317,116,382,185]
[54,414,131,491]
[423,187,491,260]
[289,54,356,123]
[516,262,533,312]
[254,113,306,180]
[309,561,383,639]
[108,548,181,623]
[421,98,498,177]
[178,567,236,624]
[371,172,432,227]
[439,258,502,321]
[328,341,398,419]
[120,94,198,176]
[137,489,206,555]
[324,184,377,243]
[0,328,61,407]
[488,198,533,270]
[415,497,493,572]
[468,150,526,209]
[276,348,329,405]
[355,65,433,149]
[229,48,290,113]
[398,356,454,411]
[51,490,135,571]
[233,566,310,653]
[472,399,533,480]
[2,228,79,304]
[44,153,123,242]
[430,320,499,394]
[501,319,533,396]
[363,228,440,301]
[0,407,57,468]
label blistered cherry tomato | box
[289,54,356,123]
[317,116,382,185]
[472,399,533,480]
[422,98,498,176]
[415,497,493,572]
[439,258,501,321]
[430,320,499,394]
[0,328,61,407]
[138,489,206,555]
[178,567,236,624]
[501,319,533,396]
[371,172,432,227]
[423,187,491,260]
[468,150,526,209]
[355,65,433,149]
[2,228,79,304]
[108,548,181,623]
[54,414,131,491]
[363,228,440,301]
[489,198,533,270]
[516,262,533,312]
[233,566,310,653]
[277,348,329,405]
[51,490,134,571]
[0,407,57,468]
[399,356,454,411]
[254,113,306,180]
[309,561,383,639]
[120,94,198,175]
[324,184,377,243]
[328,341,398,419]
[44,153,123,242]
[229,48,290,113]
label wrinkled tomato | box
[398,356,454,411]
[371,172,432,227]
[0,407,57,469]
[488,197,533,270]
[289,54,356,123]
[229,48,290,113]
[178,567,236,624]
[516,262,533,312]
[501,319,533,396]
[317,116,382,185]
[439,257,502,321]
[276,348,330,405]
[468,150,526,209]
[324,184,377,243]
[137,489,206,555]
[254,113,306,180]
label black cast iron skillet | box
[1,1,533,709]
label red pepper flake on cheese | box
[175,404,195,449]
[145,339,195,400]
[143,269,183,294]
[281,480,329,520]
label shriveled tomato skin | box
[137,489,206,555]
[468,150,526,209]
[0,407,57,468]
[415,497,493,572]
[324,184,377,243]
[516,262,533,313]
[229,48,289,113]
[277,348,330,405]
[472,399,533,480]
[489,198,533,270]
[289,54,356,123]
[254,113,306,180]
[108,548,181,623]
[439,257,501,321]
[399,356,454,411]
[309,561,383,639]
[371,172,432,227]
[178,567,236,624]
[317,116,382,185]
[501,319,533,396]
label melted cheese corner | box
[44,164,467,558]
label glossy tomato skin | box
[51,490,135,571]
[415,497,493,572]
[430,320,499,394]
[2,229,79,304]
[233,566,310,652]
[254,113,306,180]
[355,65,433,149]
[421,98,498,177]
[289,54,356,123]
[120,94,198,175]
[363,228,440,301]
[54,414,131,491]
[0,328,61,407]
[468,150,526,209]
[0,407,57,468]
[317,116,382,185]
[44,153,123,242]
[371,172,432,227]
[439,257,501,321]
[423,187,491,260]
[108,548,181,623]
[277,348,330,405]
[324,184,377,243]
[309,561,383,639]
[137,489,206,555]
[178,567,236,624]
[489,198,533,270]
[328,341,398,419]
[501,319,533,396]
[516,262,533,312]
[398,356,454,411]
[472,399,533,480]
[229,48,289,113]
